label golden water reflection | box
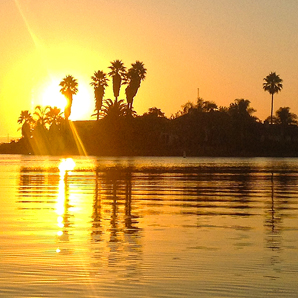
[14,157,298,297]
[55,158,76,252]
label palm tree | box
[263,72,283,124]
[108,60,126,103]
[47,106,64,126]
[32,105,51,150]
[18,110,33,125]
[18,110,34,139]
[125,61,147,110]
[101,98,127,119]
[46,107,64,142]
[275,107,297,126]
[181,101,195,114]
[90,70,109,120]
[202,101,218,112]
[196,99,218,112]
[59,75,78,120]
[144,107,165,118]
[228,99,256,119]
[34,105,50,128]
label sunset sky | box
[1,0,298,138]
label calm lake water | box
[1,155,298,297]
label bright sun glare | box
[42,81,67,110]
[41,79,93,120]
[58,158,76,172]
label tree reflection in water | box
[91,166,142,275]
[12,157,298,296]
[17,159,143,280]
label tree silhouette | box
[263,72,283,125]
[31,105,51,153]
[202,101,218,112]
[108,60,126,103]
[143,107,166,118]
[34,105,50,128]
[46,106,64,127]
[225,99,259,151]
[90,70,109,121]
[18,110,34,139]
[196,98,204,112]
[228,99,256,119]
[125,61,147,110]
[275,107,297,126]
[101,98,127,119]
[179,99,218,115]
[59,75,78,120]
[181,101,195,114]
[46,106,64,145]
[195,98,218,112]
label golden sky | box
[1,0,298,138]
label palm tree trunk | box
[271,93,274,125]
[97,109,99,121]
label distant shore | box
[2,117,298,158]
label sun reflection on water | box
[55,158,76,253]
[58,158,76,173]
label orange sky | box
[1,0,298,138]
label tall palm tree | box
[125,61,147,110]
[18,110,34,139]
[263,72,283,124]
[108,60,126,103]
[59,75,78,120]
[90,70,109,121]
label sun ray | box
[13,0,42,51]
[13,1,93,121]
[68,121,88,156]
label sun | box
[40,78,94,120]
[41,80,67,110]
[70,83,94,120]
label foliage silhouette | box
[47,106,64,127]
[143,107,165,118]
[9,97,298,157]
[267,107,298,126]
[34,105,50,127]
[108,60,126,103]
[18,110,34,139]
[90,70,109,120]
[125,61,147,110]
[263,72,283,125]
[59,75,78,120]
[101,98,127,120]
[5,60,298,157]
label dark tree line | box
[2,69,298,156]
[69,95,298,157]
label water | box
[1,155,298,297]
